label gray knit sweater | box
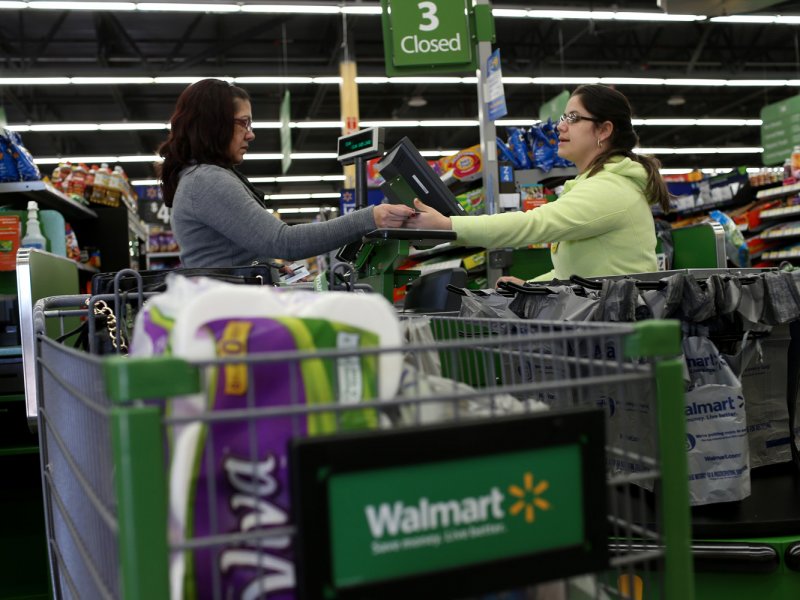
[171,164,377,267]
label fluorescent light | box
[355,77,390,84]
[361,120,421,128]
[613,12,704,22]
[0,2,26,7]
[30,123,100,132]
[633,118,762,126]
[235,76,313,84]
[312,77,343,85]
[775,16,800,24]
[501,77,534,85]
[268,194,316,201]
[636,147,763,155]
[0,77,71,85]
[665,78,727,86]
[117,155,162,162]
[137,2,239,11]
[600,77,666,86]
[389,77,465,84]
[492,8,528,18]
[241,4,339,14]
[341,6,381,14]
[726,79,789,86]
[153,76,233,84]
[290,152,337,159]
[71,76,155,85]
[243,153,284,160]
[254,121,281,129]
[30,1,135,9]
[100,122,168,131]
[291,121,342,129]
[496,119,540,126]
[310,193,341,199]
[533,77,600,85]
[131,179,159,185]
[711,15,775,23]
[421,120,480,127]
[528,10,613,20]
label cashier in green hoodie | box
[404,84,670,283]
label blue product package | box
[496,137,522,169]
[506,127,532,169]
[6,130,41,181]
[0,131,20,182]
[528,125,555,173]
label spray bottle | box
[21,200,47,251]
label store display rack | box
[0,180,96,221]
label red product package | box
[0,216,21,271]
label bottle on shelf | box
[90,163,111,205]
[21,201,47,251]
[792,146,800,181]
[105,166,125,207]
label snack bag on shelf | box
[3,129,41,181]
[0,132,19,182]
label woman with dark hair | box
[404,84,669,283]
[157,78,413,268]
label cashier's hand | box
[403,199,453,231]
[495,276,526,289]
[373,203,416,228]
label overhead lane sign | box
[380,0,494,76]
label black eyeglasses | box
[558,111,602,125]
[233,117,254,132]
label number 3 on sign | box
[418,1,438,31]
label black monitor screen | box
[375,137,467,217]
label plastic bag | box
[683,328,751,505]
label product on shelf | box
[21,201,47,251]
[0,215,21,271]
[0,128,41,182]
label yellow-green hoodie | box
[451,156,658,281]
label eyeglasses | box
[233,117,253,132]
[558,111,602,125]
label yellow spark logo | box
[508,472,551,523]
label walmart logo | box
[508,472,551,524]
[364,472,553,539]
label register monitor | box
[375,136,467,217]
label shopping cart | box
[27,292,693,600]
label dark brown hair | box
[572,84,670,213]
[156,78,251,207]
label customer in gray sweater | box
[158,79,413,268]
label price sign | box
[135,185,171,227]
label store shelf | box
[759,205,800,220]
[0,180,97,220]
[762,249,800,260]
[755,182,800,201]
[761,227,800,240]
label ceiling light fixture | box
[8,118,765,134]
[1,75,797,88]
[29,1,135,9]
[666,95,686,106]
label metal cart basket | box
[28,293,693,600]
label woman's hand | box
[402,199,452,230]
[373,203,416,228]
[495,275,526,289]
